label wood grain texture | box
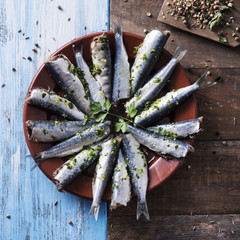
[108,214,240,240]
[183,68,240,141]
[0,0,109,239]
[110,0,240,69]
[109,1,240,239]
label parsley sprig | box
[90,100,142,133]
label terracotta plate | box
[23,32,197,201]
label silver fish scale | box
[45,55,91,115]
[112,23,130,103]
[25,120,96,142]
[53,144,102,190]
[110,148,131,209]
[127,125,193,158]
[26,88,85,120]
[89,137,121,220]
[130,30,170,96]
[36,121,111,160]
[91,33,112,100]
[122,134,148,204]
[147,118,201,138]
[73,44,105,106]
[126,52,184,110]
[134,84,199,127]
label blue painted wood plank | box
[0,0,109,239]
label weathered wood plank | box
[110,0,240,69]
[108,214,240,240]
[0,0,109,239]
[184,68,240,141]
[108,140,240,217]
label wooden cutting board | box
[158,0,240,47]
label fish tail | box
[112,20,122,35]
[88,204,100,221]
[72,39,84,55]
[137,201,149,220]
[27,153,43,170]
[195,72,217,89]
[173,45,187,62]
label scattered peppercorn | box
[27,56,32,61]
[32,48,37,53]
[6,214,10,218]
[68,220,72,224]
[22,57,26,60]
[18,29,21,33]
[146,12,152,17]
[214,75,224,82]
[57,5,63,10]
[12,68,16,72]
[39,34,41,38]
[35,43,39,48]
[54,201,58,206]
[166,0,235,41]
[1,84,5,88]
[52,37,56,41]
[84,26,87,30]
[68,18,71,21]
[36,20,38,25]
[25,37,29,40]
[143,29,148,34]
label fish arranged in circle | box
[25,22,216,221]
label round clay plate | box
[23,32,197,201]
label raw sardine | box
[110,148,131,209]
[32,121,111,168]
[45,54,91,115]
[127,125,194,158]
[121,134,149,220]
[26,88,85,120]
[126,45,187,110]
[73,42,105,106]
[25,120,96,142]
[53,144,102,191]
[147,117,203,138]
[134,72,216,127]
[112,21,130,103]
[130,30,170,96]
[88,137,121,221]
[91,33,112,100]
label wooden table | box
[1,0,240,239]
[109,0,240,239]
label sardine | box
[110,148,131,210]
[134,72,216,127]
[73,42,105,106]
[88,136,121,221]
[147,117,203,138]
[32,121,111,168]
[126,45,187,110]
[26,88,85,120]
[91,32,112,100]
[121,134,149,220]
[112,21,130,103]
[130,30,170,96]
[25,119,96,142]
[126,125,194,158]
[45,54,91,115]
[53,144,102,191]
